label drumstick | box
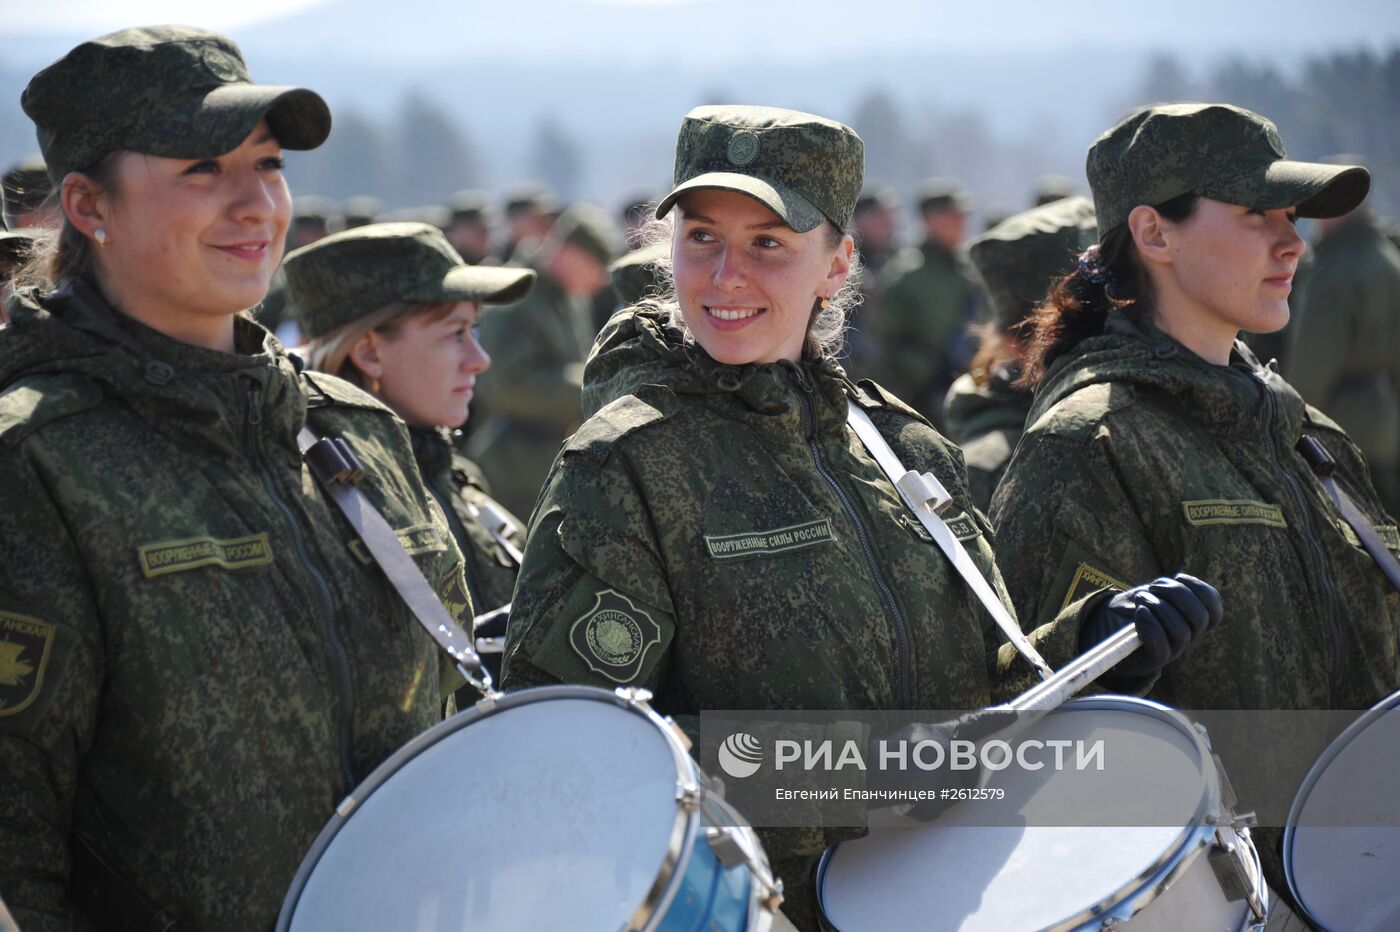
[1001,624,1143,713]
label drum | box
[278,685,781,932]
[817,696,1268,931]
[1283,689,1400,932]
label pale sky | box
[0,0,332,34]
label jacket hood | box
[1028,313,1308,439]
[1,279,309,452]
[944,367,1031,444]
[581,305,856,423]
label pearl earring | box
[94,228,108,246]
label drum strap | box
[1298,434,1400,594]
[297,427,495,696]
[845,400,1054,680]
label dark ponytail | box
[1013,192,1198,389]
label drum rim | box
[815,694,1226,932]
[1282,687,1400,929]
[275,684,704,932]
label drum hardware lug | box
[615,686,654,708]
[1231,810,1257,829]
[760,877,785,913]
[473,692,499,713]
[676,782,704,811]
[1207,832,1253,903]
[706,826,750,868]
[1211,752,1238,810]
[335,794,358,818]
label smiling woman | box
[500,104,1221,929]
[0,26,484,930]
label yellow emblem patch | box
[1182,499,1287,529]
[0,611,55,717]
[138,534,273,578]
[1060,564,1129,611]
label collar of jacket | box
[409,424,456,479]
[3,278,308,459]
[1030,310,1306,438]
[581,305,856,439]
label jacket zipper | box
[1253,371,1342,681]
[790,368,913,708]
[245,383,357,790]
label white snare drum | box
[818,695,1268,931]
[1284,689,1400,932]
[278,685,781,932]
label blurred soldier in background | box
[340,194,384,230]
[946,195,1097,510]
[499,182,559,263]
[608,239,668,310]
[470,201,622,517]
[875,177,982,427]
[258,195,339,335]
[446,189,496,264]
[1287,155,1400,516]
[2,155,59,231]
[618,193,657,248]
[1031,173,1078,207]
[0,229,36,315]
[843,185,901,378]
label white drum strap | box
[846,400,1055,681]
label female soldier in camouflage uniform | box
[943,195,1097,511]
[990,103,1399,905]
[289,221,536,684]
[0,28,478,929]
[501,105,1219,929]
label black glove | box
[1080,573,1223,680]
[865,708,1018,820]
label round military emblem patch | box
[727,131,760,167]
[569,589,663,684]
[201,47,245,84]
[585,610,643,666]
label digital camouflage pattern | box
[283,221,536,339]
[1287,214,1400,516]
[991,315,1400,714]
[1086,103,1369,238]
[609,240,669,309]
[21,26,330,180]
[410,425,523,683]
[467,266,594,518]
[872,238,982,425]
[0,282,472,930]
[655,105,864,233]
[969,195,1097,325]
[942,370,1031,513]
[501,307,1092,928]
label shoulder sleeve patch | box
[0,611,56,717]
[0,375,104,448]
[568,589,663,684]
[1059,563,1129,612]
[564,392,671,463]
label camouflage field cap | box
[655,105,864,233]
[340,195,385,229]
[970,195,1098,323]
[1087,102,1370,239]
[2,155,51,228]
[21,25,331,182]
[916,177,974,214]
[285,222,536,339]
[551,202,623,266]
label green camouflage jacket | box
[501,307,1084,928]
[0,282,471,931]
[1287,216,1400,516]
[873,241,981,423]
[992,316,1400,713]
[942,368,1032,513]
[467,267,594,518]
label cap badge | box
[1264,124,1286,158]
[727,131,760,168]
[201,46,244,84]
